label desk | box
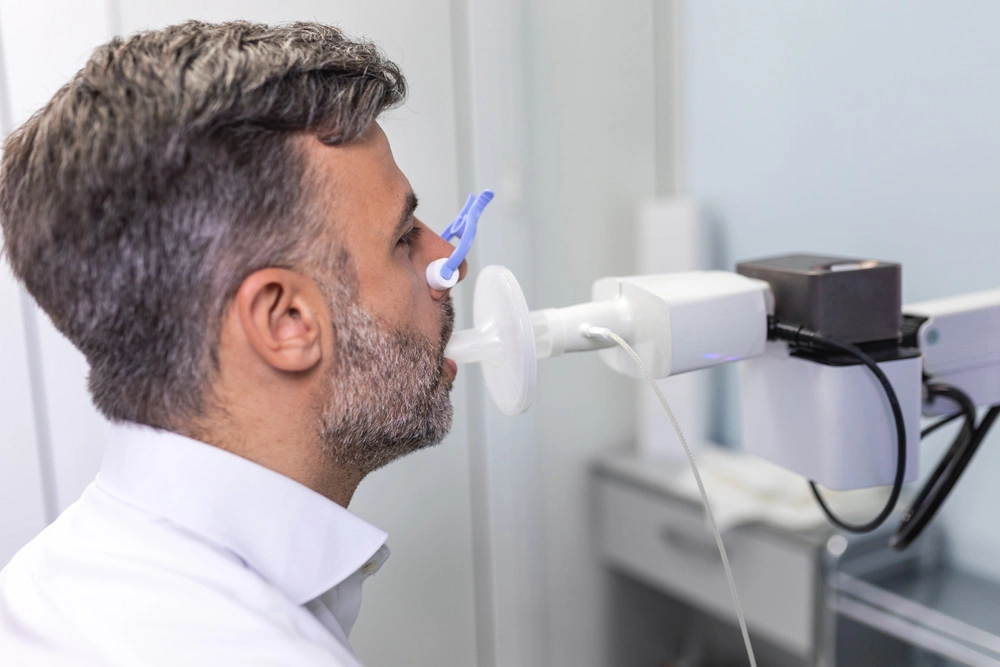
[593,454,999,666]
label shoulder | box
[0,485,358,666]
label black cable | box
[889,384,977,550]
[767,318,907,533]
[921,412,965,439]
[892,404,999,551]
[913,385,976,505]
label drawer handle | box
[659,526,725,561]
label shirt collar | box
[95,422,388,605]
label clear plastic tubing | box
[585,325,757,667]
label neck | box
[183,413,363,508]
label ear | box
[233,268,325,373]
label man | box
[0,20,465,665]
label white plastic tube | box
[530,299,634,359]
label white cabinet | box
[594,471,819,658]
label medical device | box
[449,256,921,484]
[443,247,1000,546]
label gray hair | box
[0,21,406,430]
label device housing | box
[592,272,773,378]
[737,254,902,344]
[741,342,922,489]
[904,288,1000,415]
[737,253,920,490]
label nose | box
[417,217,468,300]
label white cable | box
[585,326,757,667]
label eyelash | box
[398,225,423,247]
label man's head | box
[0,21,464,479]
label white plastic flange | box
[475,266,536,415]
[444,265,536,415]
[427,258,460,290]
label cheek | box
[398,273,443,340]
[358,263,428,330]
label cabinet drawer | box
[594,475,817,657]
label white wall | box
[680,1,1000,579]
[0,0,115,521]
[525,2,656,665]
[457,3,666,665]
[0,272,47,565]
[0,0,113,564]
[453,2,546,665]
[0,13,46,570]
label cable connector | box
[767,316,819,349]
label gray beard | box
[318,296,455,476]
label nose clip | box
[426,189,494,290]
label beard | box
[318,293,456,476]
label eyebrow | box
[392,192,419,240]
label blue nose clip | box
[426,189,494,290]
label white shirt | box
[0,422,389,666]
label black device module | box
[736,253,902,346]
